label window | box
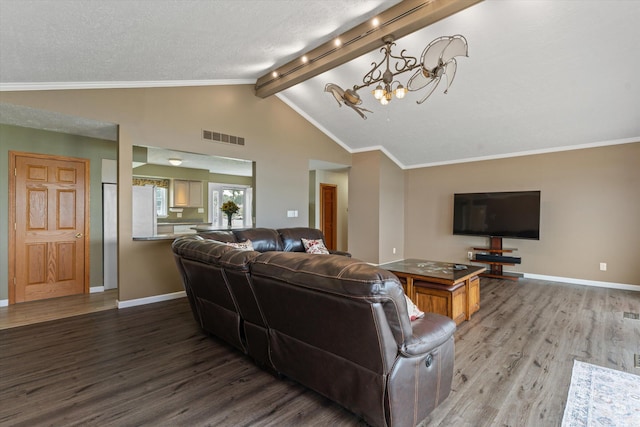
[155,187,168,217]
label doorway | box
[208,183,253,228]
[9,151,90,304]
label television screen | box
[453,191,541,240]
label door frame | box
[8,151,91,304]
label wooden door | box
[320,183,337,251]
[9,152,90,303]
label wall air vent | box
[623,312,639,320]
[202,129,245,146]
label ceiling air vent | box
[623,312,639,320]
[202,129,245,146]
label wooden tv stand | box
[472,237,523,281]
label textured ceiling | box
[1,0,639,168]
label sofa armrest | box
[400,313,456,357]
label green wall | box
[0,124,117,300]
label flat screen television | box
[453,191,541,240]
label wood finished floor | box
[1,278,639,426]
[0,289,117,330]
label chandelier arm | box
[362,61,384,87]
[360,44,393,87]
[388,49,418,73]
[353,63,421,92]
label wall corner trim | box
[116,291,186,309]
[0,299,8,307]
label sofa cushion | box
[171,235,234,265]
[251,251,414,348]
[196,230,237,243]
[233,228,283,252]
[278,227,325,252]
[301,238,329,254]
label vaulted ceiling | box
[1,0,638,168]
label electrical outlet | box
[600,262,607,271]
[467,251,473,260]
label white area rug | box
[562,360,640,426]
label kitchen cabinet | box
[172,179,203,207]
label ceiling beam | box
[254,0,483,98]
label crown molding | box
[404,137,640,169]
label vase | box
[226,214,232,228]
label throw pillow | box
[226,239,254,251]
[404,294,425,321]
[301,238,330,254]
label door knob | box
[75,233,83,238]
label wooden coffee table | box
[379,259,485,325]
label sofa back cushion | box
[250,252,412,372]
[171,235,246,351]
[233,228,283,252]
[195,230,237,243]
[172,235,232,264]
[277,227,326,252]
[219,249,263,325]
[250,251,412,425]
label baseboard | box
[523,273,639,291]
[0,290,184,308]
[117,290,186,309]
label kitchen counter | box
[133,233,193,241]
[157,221,211,225]
[191,225,243,231]
[133,226,243,241]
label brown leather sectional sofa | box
[171,228,456,427]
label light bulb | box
[380,96,389,106]
[373,84,384,100]
[394,85,407,99]
[168,158,182,166]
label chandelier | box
[325,34,468,119]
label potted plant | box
[221,200,240,228]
